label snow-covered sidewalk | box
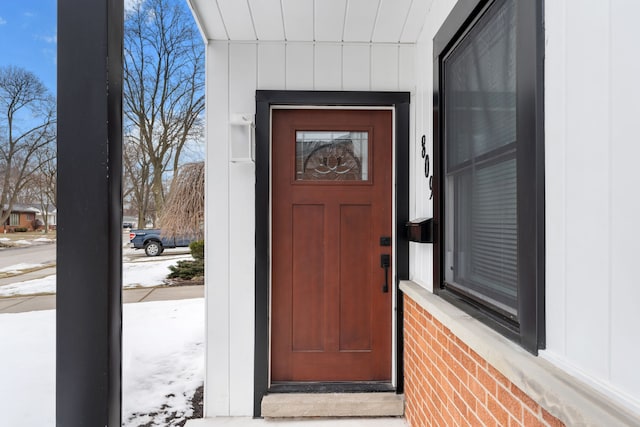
[0,236,55,247]
[0,254,193,297]
[0,298,204,426]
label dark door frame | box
[254,91,410,417]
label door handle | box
[380,254,390,293]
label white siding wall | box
[412,0,640,415]
[205,40,416,416]
[410,0,455,290]
[542,0,640,413]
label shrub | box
[14,227,28,232]
[168,259,204,280]
[190,240,204,260]
[167,240,205,281]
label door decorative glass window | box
[295,131,369,181]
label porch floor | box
[185,417,406,426]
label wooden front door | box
[271,109,393,383]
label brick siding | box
[404,294,564,427]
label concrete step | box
[261,393,404,418]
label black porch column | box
[56,0,123,425]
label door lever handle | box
[381,254,390,293]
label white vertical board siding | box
[398,45,416,96]
[257,44,285,89]
[409,0,456,290]
[205,39,416,416]
[542,0,567,357]
[609,0,640,402]
[563,0,610,379]
[542,0,640,413]
[409,36,434,289]
[205,41,231,416]
[227,43,257,416]
[314,44,342,90]
[399,45,416,220]
[285,43,314,89]
[371,44,399,90]
[342,44,371,90]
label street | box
[0,230,191,268]
[0,243,56,270]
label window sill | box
[400,280,640,426]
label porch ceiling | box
[188,0,432,43]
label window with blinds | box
[442,0,518,318]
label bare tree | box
[123,0,204,225]
[159,161,203,240]
[0,66,56,228]
[18,143,56,232]
[123,135,152,228]
[32,146,57,232]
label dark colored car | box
[129,229,196,256]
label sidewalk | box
[0,285,203,314]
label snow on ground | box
[122,299,204,426]
[0,274,56,296]
[0,255,192,297]
[0,298,205,427]
[12,239,32,246]
[122,257,191,289]
[0,262,45,274]
[0,237,9,241]
[33,237,55,243]
[0,309,55,426]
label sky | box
[0,1,57,94]
[0,0,205,162]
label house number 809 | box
[421,135,433,200]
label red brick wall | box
[404,294,564,427]
[19,213,34,229]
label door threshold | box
[261,392,404,418]
[269,381,394,394]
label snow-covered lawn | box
[0,298,204,426]
[0,235,56,247]
[32,237,55,243]
[0,255,193,297]
[0,274,56,296]
[12,239,32,246]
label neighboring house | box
[35,207,57,230]
[1,204,40,231]
[184,0,640,426]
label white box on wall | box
[229,113,254,162]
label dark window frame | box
[433,0,545,354]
